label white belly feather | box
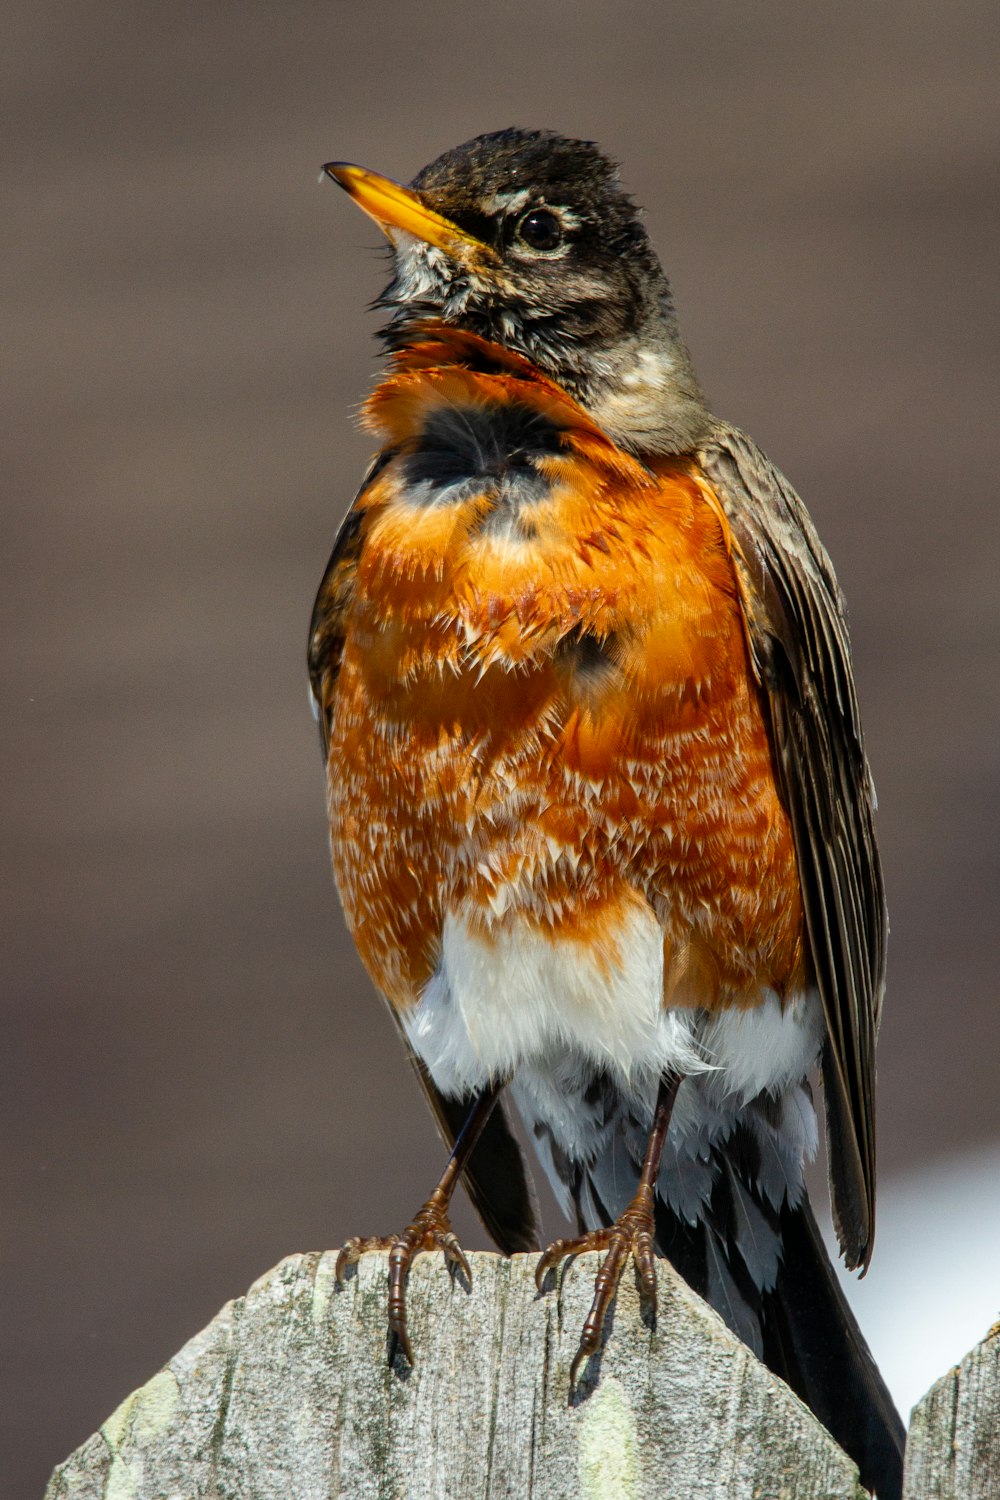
[403,898,707,1096]
[403,899,825,1130]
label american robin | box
[310,129,904,1497]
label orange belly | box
[325,358,805,1017]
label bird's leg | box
[335,1080,503,1364]
[536,1071,683,1382]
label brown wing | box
[699,426,886,1271]
[307,460,543,1255]
[308,454,388,759]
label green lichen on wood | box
[578,1377,641,1499]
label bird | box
[309,128,905,1498]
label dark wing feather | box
[307,457,543,1256]
[699,427,886,1270]
[308,452,391,758]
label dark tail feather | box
[582,1123,905,1496]
[762,1199,905,1500]
[649,1190,904,1499]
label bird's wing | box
[307,459,543,1256]
[698,427,886,1270]
[307,454,389,759]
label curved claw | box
[440,1231,472,1283]
[570,1331,597,1385]
[535,1238,567,1291]
[335,1238,360,1283]
[335,1234,393,1284]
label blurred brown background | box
[4,1,998,1492]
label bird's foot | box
[536,1185,657,1383]
[335,1197,472,1365]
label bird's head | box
[324,128,709,454]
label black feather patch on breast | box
[402,401,562,523]
[554,625,621,692]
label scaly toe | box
[535,1229,613,1290]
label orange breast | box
[324,339,805,1013]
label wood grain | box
[903,1322,1000,1499]
[46,1250,865,1499]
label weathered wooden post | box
[903,1321,1000,1499]
[46,1250,868,1499]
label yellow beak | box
[323,162,494,263]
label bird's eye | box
[516,208,563,252]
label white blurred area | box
[819,1145,1000,1420]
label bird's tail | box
[653,1188,905,1499]
[762,1199,905,1499]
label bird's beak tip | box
[319,159,491,263]
[322,161,353,188]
